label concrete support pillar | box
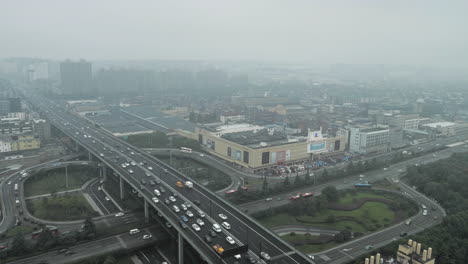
[144,199,149,222]
[178,233,184,264]
[376,253,381,264]
[416,243,421,255]
[365,258,369,264]
[102,164,107,181]
[428,247,433,259]
[370,256,374,264]
[119,175,125,200]
[423,250,427,261]
[88,151,92,161]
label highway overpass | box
[24,90,315,264]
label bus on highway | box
[180,147,192,153]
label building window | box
[227,147,232,157]
[262,152,270,164]
[243,151,249,163]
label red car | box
[225,189,237,194]
[303,192,314,198]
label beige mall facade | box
[197,128,347,172]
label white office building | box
[349,126,390,155]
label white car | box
[128,169,133,174]
[212,224,222,233]
[423,210,428,216]
[192,224,201,232]
[147,166,153,171]
[226,236,235,245]
[142,234,152,240]
[154,189,161,196]
[98,187,102,191]
[105,196,110,201]
[139,162,144,166]
[219,214,227,220]
[169,196,176,203]
[181,204,187,211]
[152,197,159,203]
[115,212,124,217]
[131,161,136,166]
[186,210,194,218]
[261,252,271,260]
[196,218,205,226]
[121,163,127,168]
[99,153,104,157]
[222,222,231,230]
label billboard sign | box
[308,142,327,153]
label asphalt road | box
[25,90,314,264]
[237,143,466,263]
[83,178,121,215]
[7,228,165,264]
[0,158,86,234]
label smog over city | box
[0,1,468,264]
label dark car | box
[194,200,201,206]
[400,232,408,237]
[180,215,188,222]
[204,235,212,243]
[179,222,188,229]
[208,230,217,237]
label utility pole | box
[65,165,69,189]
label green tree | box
[36,227,53,249]
[304,170,311,184]
[294,174,302,186]
[322,186,339,202]
[322,169,329,178]
[11,232,26,255]
[82,217,96,238]
[283,175,290,185]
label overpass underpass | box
[24,90,316,264]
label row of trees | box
[4,217,96,260]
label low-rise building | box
[10,134,41,151]
[349,126,390,155]
[422,122,455,137]
[197,124,346,172]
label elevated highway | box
[24,91,315,264]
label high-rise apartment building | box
[60,60,93,98]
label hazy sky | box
[1,0,467,67]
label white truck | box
[185,181,193,189]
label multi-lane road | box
[24,90,315,264]
[7,227,165,264]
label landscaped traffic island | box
[254,188,418,253]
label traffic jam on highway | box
[28,95,303,264]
